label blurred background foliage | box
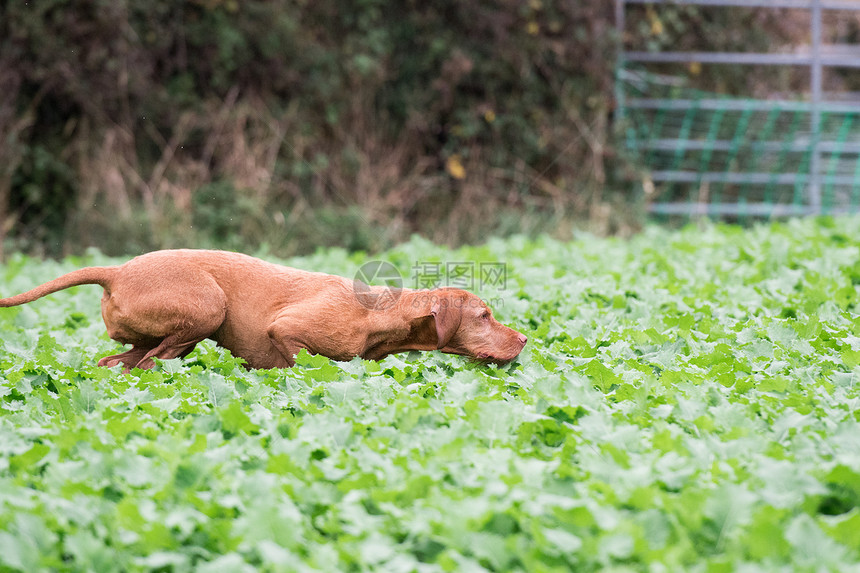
[0,0,819,257]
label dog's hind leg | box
[99,270,228,371]
[98,336,202,372]
[98,346,154,371]
[132,331,208,370]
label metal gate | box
[616,0,860,217]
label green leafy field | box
[2,219,860,572]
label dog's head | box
[420,288,527,365]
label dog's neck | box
[358,289,440,360]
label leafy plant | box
[2,217,860,570]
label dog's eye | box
[480,311,490,320]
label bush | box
[0,1,807,257]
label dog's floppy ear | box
[430,296,462,349]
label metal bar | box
[821,1,860,10]
[624,51,860,68]
[626,52,811,65]
[650,202,860,217]
[626,99,860,113]
[648,202,818,217]
[622,0,860,9]
[810,0,823,213]
[650,171,860,185]
[626,139,860,154]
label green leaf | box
[757,376,788,393]
[745,506,790,560]
[785,514,850,567]
[70,381,101,413]
[541,528,583,555]
[578,359,620,393]
[9,442,50,474]
[821,509,860,549]
[0,514,58,571]
[200,371,234,407]
[63,530,120,573]
[219,401,259,435]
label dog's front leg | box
[267,318,308,368]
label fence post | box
[615,0,626,126]
[810,0,823,214]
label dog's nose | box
[518,333,528,345]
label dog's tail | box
[0,267,117,307]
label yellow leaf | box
[527,21,539,36]
[446,155,466,180]
[689,61,702,76]
[647,6,663,36]
[484,110,496,123]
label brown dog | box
[0,250,527,371]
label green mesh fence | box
[618,69,860,217]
